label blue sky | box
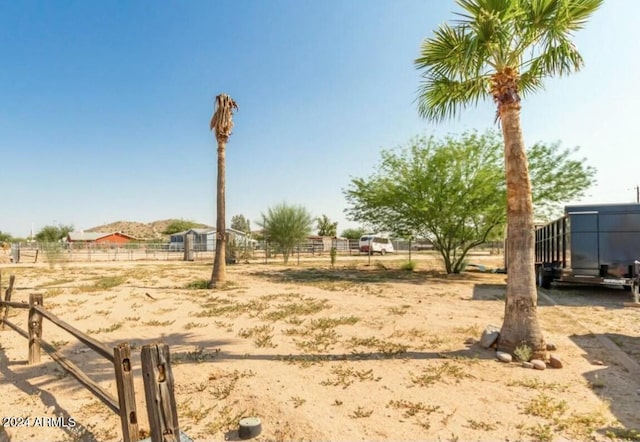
[1,1,638,238]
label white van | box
[359,235,394,255]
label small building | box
[306,236,350,252]
[169,228,256,251]
[67,231,137,245]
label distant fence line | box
[4,239,503,264]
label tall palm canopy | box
[209,93,238,288]
[415,0,601,357]
[416,0,602,121]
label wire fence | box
[3,239,503,264]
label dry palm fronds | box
[210,94,238,140]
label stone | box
[496,351,512,363]
[549,355,563,368]
[464,337,476,345]
[0,428,12,442]
[522,362,534,369]
[546,342,557,351]
[479,325,500,349]
[531,359,546,370]
[592,360,605,366]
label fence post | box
[1,275,16,330]
[114,343,140,442]
[28,293,43,364]
[141,344,180,442]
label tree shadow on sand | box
[540,284,633,309]
[249,266,492,287]
[569,332,640,437]
[0,331,235,442]
[472,283,506,301]
[0,352,100,441]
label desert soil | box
[1,253,640,442]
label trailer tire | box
[537,266,552,289]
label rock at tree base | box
[531,359,546,370]
[522,361,534,369]
[480,325,500,348]
[549,355,563,368]
[546,342,557,351]
[496,351,512,363]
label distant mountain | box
[86,219,211,240]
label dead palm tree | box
[209,93,238,288]
[415,0,602,358]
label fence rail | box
[0,273,186,442]
[4,239,503,264]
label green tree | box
[162,219,200,235]
[346,132,504,274]
[257,203,313,264]
[316,214,338,237]
[340,227,366,240]
[35,224,74,243]
[414,0,602,357]
[345,131,595,273]
[0,230,14,243]
[231,214,251,234]
[527,141,596,220]
[209,93,238,288]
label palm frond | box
[516,0,603,52]
[455,0,514,24]
[455,0,521,69]
[518,57,546,97]
[520,36,584,78]
[416,75,489,122]
[210,93,238,136]
[556,0,604,32]
[415,24,483,80]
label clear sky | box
[1,1,638,238]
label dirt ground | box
[1,253,640,442]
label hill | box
[86,219,211,240]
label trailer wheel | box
[537,266,552,289]
[380,249,386,256]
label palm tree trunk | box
[497,107,546,359]
[210,141,227,287]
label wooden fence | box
[0,274,188,442]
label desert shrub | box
[400,261,416,271]
[514,343,533,362]
[330,247,337,268]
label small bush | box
[400,261,417,271]
[330,247,337,268]
[185,279,210,289]
[514,343,533,362]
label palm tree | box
[415,0,601,358]
[209,93,238,288]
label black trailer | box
[535,203,640,302]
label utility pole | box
[636,185,639,203]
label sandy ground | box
[1,253,640,442]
